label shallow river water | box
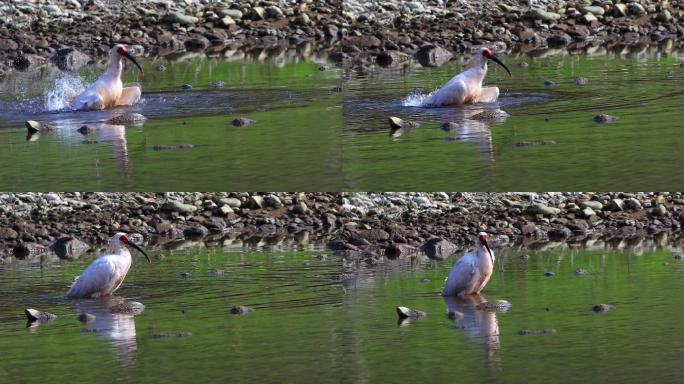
[0,51,342,190]
[1,239,683,384]
[343,45,684,190]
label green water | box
[0,53,342,190]
[1,242,683,383]
[343,47,684,190]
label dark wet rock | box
[109,301,145,315]
[51,48,91,71]
[208,269,225,276]
[180,272,191,279]
[183,225,209,238]
[423,238,458,260]
[106,113,147,125]
[415,44,453,67]
[396,306,426,319]
[51,236,90,260]
[593,114,619,124]
[13,242,48,260]
[544,271,555,277]
[544,80,555,86]
[592,304,616,313]
[518,328,557,335]
[154,144,194,150]
[25,120,54,133]
[152,332,193,338]
[209,80,226,88]
[547,32,572,46]
[77,125,95,135]
[476,300,512,312]
[574,268,588,276]
[184,36,210,50]
[470,110,510,122]
[25,309,57,322]
[179,84,192,91]
[574,77,589,85]
[77,313,96,323]
[229,306,254,315]
[515,140,557,147]
[447,310,464,320]
[232,118,256,127]
[376,51,411,68]
[385,243,418,258]
[14,54,47,71]
[673,254,683,260]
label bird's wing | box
[66,257,118,298]
[442,253,476,296]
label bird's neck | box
[105,58,123,79]
[476,244,493,265]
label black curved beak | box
[482,240,493,263]
[128,241,151,264]
[489,55,512,79]
[123,52,144,75]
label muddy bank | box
[0,0,341,74]
[0,192,681,264]
[342,0,684,68]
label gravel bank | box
[342,0,684,67]
[0,0,342,73]
[0,192,681,263]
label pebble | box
[109,301,145,315]
[544,271,555,277]
[232,118,256,127]
[574,268,588,276]
[106,113,147,125]
[77,125,95,135]
[180,272,191,278]
[209,80,226,88]
[574,77,589,85]
[592,304,616,313]
[476,300,512,312]
[180,84,192,90]
[229,306,255,315]
[152,332,193,338]
[396,306,426,319]
[207,269,225,276]
[544,80,555,86]
[518,329,557,335]
[593,114,619,124]
[515,140,557,147]
[77,313,96,323]
[154,144,194,150]
[25,308,57,322]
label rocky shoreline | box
[0,0,342,73]
[343,0,683,67]
[0,192,681,264]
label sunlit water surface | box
[1,241,684,384]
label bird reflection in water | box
[441,107,510,164]
[75,296,142,366]
[444,294,503,368]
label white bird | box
[71,44,144,111]
[423,47,512,106]
[67,233,151,298]
[442,232,495,296]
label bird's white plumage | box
[66,233,134,299]
[423,47,502,106]
[442,232,495,296]
[71,44,142,111]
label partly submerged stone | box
[518,328,557,335]
[229,306,254,315]
[232,118,256,127]
[25,309,57,322]
[593,114,618,124]
[476,300,512,312]
[25,120,55,133]
[109,301,146,315]
[106,113,147,125]
[396,306,426,319]
[592,304,616,313]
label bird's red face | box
[479,233,488,243]
[119,234,129,244]
[117,46,127,56]
[481,48,493,59]
[117,233,151,263]
[114,44,144,75]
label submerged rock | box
[152,332,193,338]
[208,269,225,276]
[574,268,588,276]
[574,77,589,85]
[593,114,618,124]
[77,125,95,135]
[447,310,464,320]
[544,271,555,277]
[476,300,512,312]
[106,113,147,125]
[388,116,419,137]
[25,309,57,322]
[232,118,256,127]
[376,51,411,68]
[396,306,426,319]
[518,328,557,335]
[516,140,556,147]
[470,109,510,122]
[592,304,616,313]
[229,306,255,315]
[209,80,226,88]
[109,301,145,315]
[154,144,194,150]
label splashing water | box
[402,91,428,107]
[44,74,85,111]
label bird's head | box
[477,231,494,261]
[111,44,144,75]
[477,47,512,79]
[112,232,151,263]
